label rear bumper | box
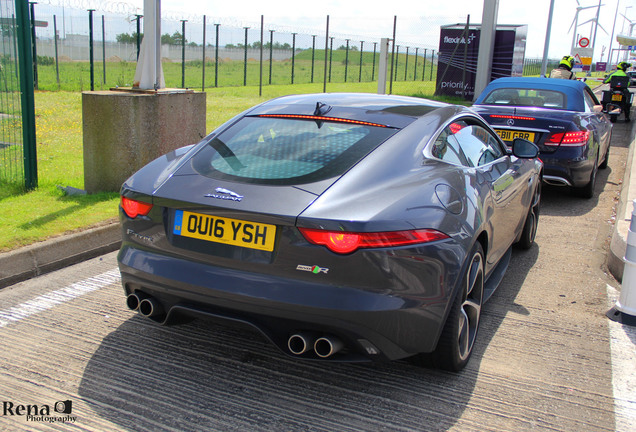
[539,147,595,188]
[117,243,462,362]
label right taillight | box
[299,228,449,254]
[121,196,153,218]
[545,131,589,147]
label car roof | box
[474,77,588,111]
[247,93,456,129]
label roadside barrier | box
[608,199,636,325]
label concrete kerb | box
[607,118,636,282]
[0,223,121,289]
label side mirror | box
[512,138,539,159]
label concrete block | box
[82,89,206,193]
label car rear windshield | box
[191,116,398,185]
[481,88,567,109]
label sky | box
[145,0,636,62]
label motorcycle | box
[601,75,633,123]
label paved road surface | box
[0,125,635,431]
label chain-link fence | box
[23,1,560,94]
[25,1,458,92]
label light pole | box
[609,0,621,66]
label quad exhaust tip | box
[126,292,164,318]
[288,332,316,355]
[314,335,344,358]
[126,292,147,311]
[288,333,344,358]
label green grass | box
[0,79,457,252]
[33,52,438,92]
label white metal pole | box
[540,0,556,77]
[474,0,499,101]
[377,38,389,94]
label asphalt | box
[0,86,634,290]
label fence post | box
[28,2,37,90]
[202,15,206,92]
[214,23,220,87]
[259,15,263,96]
[328,37,333,82]
[53,14,60,89]
[359,41,363,82]
[394,45,399,82]
[17,0,37,190]
[323,15,329,92]
[269,29,274,85]
[291,32,296,84]
[372,42,377,81]
[404,47,409,80]
[181,20,187,88]
[102,15,106,84]
[344,39,350,82]
[243,26,249,86]
[430,49,434,81]
[414,47,418,81]
[422,48,427,81]
[311,35,316,83]
[134,14,142,60]
[88,9,94,91]
[389,15,396,94]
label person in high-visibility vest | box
[604,61,631,84]
[550,55,577,79]
[604,62,632,122]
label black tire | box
[574,158,597,199]
[610,115,618,123]
[429,243,485,372]
[599,144,609,169]
[517,182,541,250]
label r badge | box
[296,265,329,274]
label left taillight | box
[545,130,590,147]
[298,228,449,254]
[121,196,153,218]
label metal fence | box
[27,1,450,92]
[1,0,36,191]
[25,2,559,93]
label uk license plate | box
[173,210,276,252]
[495,129,535,143]
[612,94,623,101]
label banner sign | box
[436,24,527,100]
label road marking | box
[606,284,636,431]
[0,268,120,328]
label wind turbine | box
[569,0,599,51]
[577,0,607,62]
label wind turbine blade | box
[569,16,577,33]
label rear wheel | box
[428,243,484,372]
[574,157,597,199]
[517,182,541,250]
[599,144,610,169]
[610,114,618,123]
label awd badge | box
[296,265,329,274]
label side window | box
[583,89,599,112]
[430,121,471,166]
[454,123,505,167]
